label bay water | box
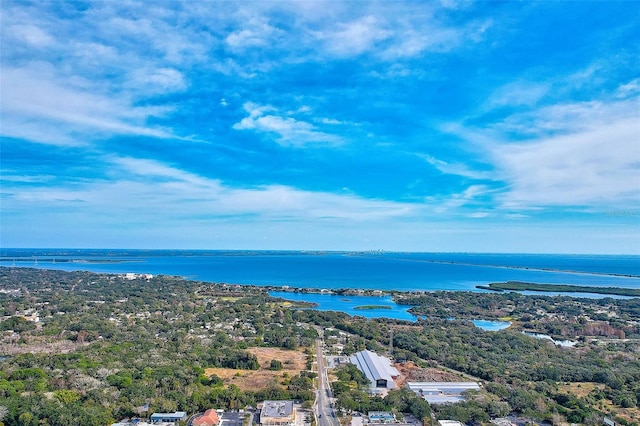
[2,250,638,321]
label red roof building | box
[193,409,220,426]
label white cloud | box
[6,24,54,47]
[616,78,640,98]
[468,212,490,218]
[320,118,342,125]
[433,185,490,212]
[0,66,176,145]
[0,174,55,183]
[421,154,494,180]
[379,16,492,59]
[492,118,640,209]
[9,156,416,222]
[446,86,640,211]
[315,15,392,57]
[495,98,638,137]
[226,19,283,50]
[128,67,188,93]
[486,81,549,109]
[233,102,342,147]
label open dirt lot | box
[394,361,466,387]
[204,347,308,391]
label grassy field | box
[205,347,308,391]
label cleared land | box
[204,347,308,391]
[394,361,466,387]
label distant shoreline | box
[477,281,640,297]
[2,250,639,280]
[378,256,640,279]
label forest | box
[0,267,639,426]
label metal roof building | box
[407,381,480,405]
[438,421,465,426]
[150,412,187,423]
[350,350,399,390]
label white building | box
[407,381,480,404]
[438,421,464,426]
[260,400,296,426]
[350,350,399,390]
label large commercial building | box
[260,400,296,426]
[407,381,480,404]
[350,350,399,390]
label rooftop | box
[261,401,294,418]
[351,350,398,389]
[193,409,220,426]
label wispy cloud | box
[226,18,284,51]
[432,185,492,213]
[442,77,640,212]
[8,156,416,223]
[315,15,392,57]
[485,80,550,109]
[5,23,54,47]
[420,155,494,180]
[233,102,342,147]
[492,117,639,209]
[0,66,176,145]
[127,68,188,93]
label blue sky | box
[1,1,639,253]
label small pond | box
[523,332,577,347]
[472,319,512,331]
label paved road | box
[315,338,339,426]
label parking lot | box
[221,411,246,426]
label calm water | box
[471,320,512,331]
[1,250,639,293]
[269,291,417,321]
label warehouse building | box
[350,350,399,390]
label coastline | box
[478,281,640,297]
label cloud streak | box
[0,66,176,145]
[6,156,416,223]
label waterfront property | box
[260,400,296,426]
[407,382,480,404]
[351,350,399,390]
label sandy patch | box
[205,347,308,391]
